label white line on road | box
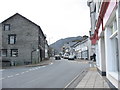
[21,72,25,74]
[29,69,32,71]
[7,75,13,78]
[0,78,5,80]
[31,69,35,70]
[0,69,4,72]
[25,71,29,73]
[50,63,53,65]
[35,68,38,70]
[41,66,46,68]
[15,73,19,76]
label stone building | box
[45,40,49,59]
[0,24,2,67]
[1,13,46,67]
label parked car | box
[68,55,75,60]
[55,55,61,60]
[63,54,69,59]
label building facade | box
[88,0,120,88]
[45,40,49,59]
[1,13,46,67]
[73,38,91,60]
[0,24,2,67]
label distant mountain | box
[50,36,83,53]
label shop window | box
[111,18,117,34]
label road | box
[1,58,89,88]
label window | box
[11,49,18,57]
[8,34,16,44]
[0,50,1,57]
[2,49,7,57]
[4,24,10,31]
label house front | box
[88,0,120,88]
[73,38,91,60]
[1,13,46,67]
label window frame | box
[1,49,7,57]
[11,49,18,57]
[4,24,10,31]
[8,34,16,44]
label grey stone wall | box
[2,14,42,66]
[0,24,2,67]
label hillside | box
[50,36,83,53]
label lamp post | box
[31,49,39,64]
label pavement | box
[2,57,54,69]
[76,61,110,88]
[26,57,54,67]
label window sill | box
[109,30,118,39]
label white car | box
[68,55,75,60]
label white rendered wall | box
[117,2,120,89]
[95,42,100,67]
[105,27,118,88]
[98,35,106,73]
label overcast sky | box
[0,0,90,44]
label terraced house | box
[87,0,120,88]
[1,13,46,67]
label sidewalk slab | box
[76,67,110,88]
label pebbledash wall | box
[88,0,120,88]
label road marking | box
[29,69,33,71]
[0,69,4,72]
[35,68,38,70]
[0,78,5,80]
[25,71,29,73]
[15,73,19,76]
[21,72,25,74]
[64,73,80,88]
[90,64,92,67]
[41,66,46,68]
[7,75,13,78]
[50,63,53,65]
[32,68,35,70]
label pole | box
[31,51,32,64]
[31,49,36,64]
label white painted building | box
[73,38,91,60]
[88,0,120,88]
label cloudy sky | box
[0,0,90,44]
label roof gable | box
[1,13,46,38]
[1,13,40,28]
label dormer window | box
[4,24,10,31]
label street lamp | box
[31,49,39,64]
